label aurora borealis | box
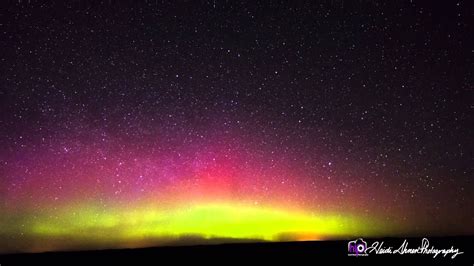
[1,1,473,254]
[1,124,399,252]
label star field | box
[0,1,472,253]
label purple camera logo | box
[348,238,368,256]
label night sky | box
[1,1,473,253]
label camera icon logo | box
[348,238,368,256]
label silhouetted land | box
[1,236,472,265]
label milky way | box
[0,1,472,253]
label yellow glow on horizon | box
[29,202,391,244]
